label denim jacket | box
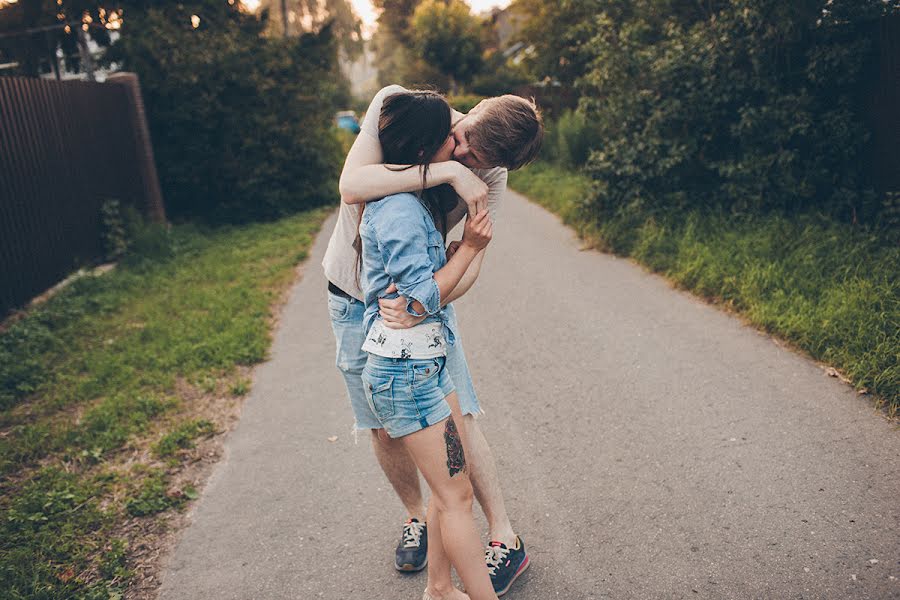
[360,193,458,346]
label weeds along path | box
[160,193,899,600]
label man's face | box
[433,133,456,163]
[451,102,493,169]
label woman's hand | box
[451,163,489,215]
[461,210,493,252]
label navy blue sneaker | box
[485,536,530,596]
[395,519,428,572]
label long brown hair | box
[354,91,458,283]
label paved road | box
[159,191,899,600]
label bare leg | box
[404,393,497,600]
[424,497,470,600]
[460,416,517,546]
[370,428,426,521]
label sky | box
[349,0,513,38]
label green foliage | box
[258,0,365,60]
[512,0,608,87]
[125,470,184,517]
[0,468,117,599]
[510,162,900,408]
[410,0,484,92]
[447,94,485,114]
[0,208,329,596]
[508,161,592,225]
[0,0,115,78]
[106,3,343,223]
[99,539,130,581]
[372,0,488,93]
[153,419,216,458]
[573,0,897,230]
[468,51,531,97]
[100,200,128,262]
[541,110,598,170]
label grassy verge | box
[510,162,899,413]
[0,206,331,598]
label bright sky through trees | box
[349,0,511,37]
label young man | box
[322,84,542,597]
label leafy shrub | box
[100,200,128,261]
[107,3,344,224]
[542,110,598,169]
[447,94,486,114]
[577,0,897,235]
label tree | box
[0,0,116,78]
[257,0,363,59]
[409,0,483,93]
[106,1,344,223]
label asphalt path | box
[159,190,899,600]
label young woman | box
[358,91,498,600]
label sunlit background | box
[348,0,511,37]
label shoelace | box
[402,521,426,548]
[484,544,510,576]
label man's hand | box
[451,164,489,215]
[461,210,493,252]
[378,283,427,329]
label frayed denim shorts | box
[361,354,455,438]
[328,290,481,433]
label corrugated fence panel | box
[0,74,165,316]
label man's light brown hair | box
[469,95,543,170]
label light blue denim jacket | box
[360,193,458,346]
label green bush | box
[447,94,486,114]
[576,0,896,236]
[107,3,344,224]
[541,110,597,169]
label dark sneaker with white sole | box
[395,519,428,572]
[485,536,530,596]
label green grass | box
[153,419,216,459]
[0,206,331,598]
[508,160,592,226]
[510,162,899,411]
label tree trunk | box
[77,28,95,81]
[280,0,290,37]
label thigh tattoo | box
[444,416,467,477]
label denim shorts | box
[362,355,454,438]
[327,290,481,432]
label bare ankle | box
[490,529,517,548]
[407,510,427,522]
[425,583,468,600]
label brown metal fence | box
[0,73,164,316]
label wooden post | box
[107,73,167,224]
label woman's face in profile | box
[433,133,456,163]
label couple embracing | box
[322,84,543,600]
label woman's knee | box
[433,479,474,512]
